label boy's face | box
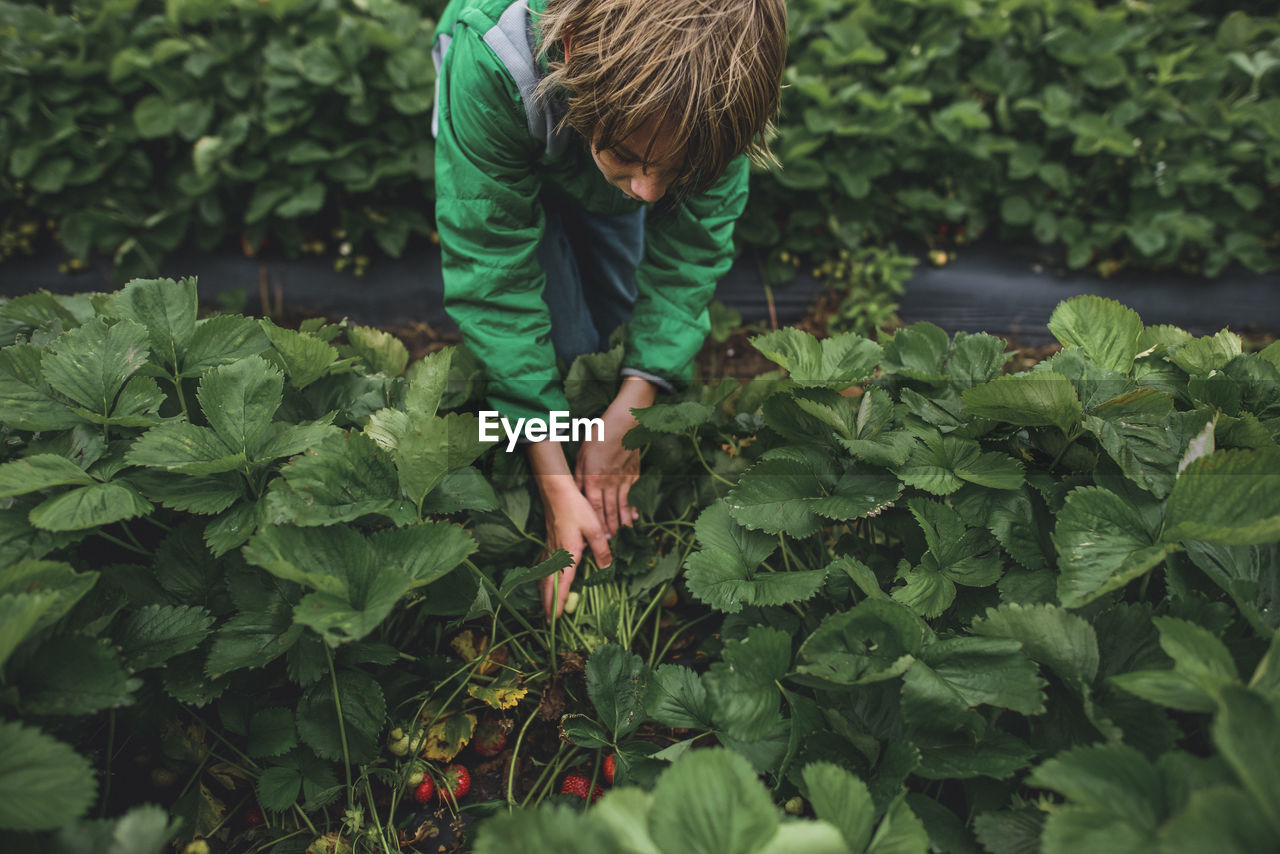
[590,115,684,204]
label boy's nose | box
[629,173,668,203]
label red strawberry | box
[244,805,264,828]
[473,719,508,757]
[414,777,435,804]
[560,773,604,803]
[438,764,471,804]
[603,754,616,786]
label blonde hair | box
[534,0,787,194]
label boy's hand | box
[575,376,655,536]
[528,443,612,620]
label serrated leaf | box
[0,344,79,431]
[804,762,875,853]
[41,317,151,416]
[1158,785,1280,854]
[971,603,1099,688]
[0,454,95,498]
[1053,486,1175,608]
[647,664,713,730]
[1212,686,1280,833]
[1163,448,1280,546]
[1109,669,1217,713]
[205,601,302,677]
[264,430,412,526]
[896,432,1023,495]
[197,356,283,457]
[972,809,1044,854]
[914,730,1035,781]
[633,400,716,433]
[1028,745,1163,847]
[295,670,386,763]
[0,720,96,831]
[248,708,298,758]
[1047,295,1144,374]
[112,277,198,371]
[588,643,654,740]
[347,324,408,376]
[752,327,882,387]
[116,604,215,670]
[867,795,930,854]
[17,635,138,715]
[255,765,302,812]
[946,332,1010,390]
[648,749,777,854]
[260,319,338,389]
[902,637,1046,730]
[129,470,244,514]
[182,314,271,376]
[795,599,927,687]
[1170,329,1243,376]
[29,481,153,531]
[881,322,951,383]
[126,422,243,475]
[962,372,1083,436]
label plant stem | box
[689,431,734,487]
[507,702,542,807]
[99,710,115,818]
[325,645,355,801]
[97,530,149,556]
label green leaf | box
[116,604,215,670]
[126,423,243,475]
[1047,295,1144,374]
[946,332,1011,390]
[902,637,1046,730]
[205,601,302,677]
[752,327,882,387]
[804,762,875,853]
[0,720,96,831]
[647,664,713,730]
[795,599,927,687]
[255,765,302,812]
[394,412,488,506]
[134,95,176,137]
[500,550,573,598]
[247,708,298,758]
[1163,449,1280,546]
[881,323,951,383]
[559,714,610,749]
[182,314,271,376]
[42,317,151,417]
[564,345,623,416]
[295,669,385,763]
[0,592,61,670]
[1212,686,1280,833]
[112,277,197,371]
[896,432,1023,495]
[474,805,617,854]
[867,795,930,854]
[588,643,654,740]
[1158,786,1280,854]
[759,821,849,854]
[1053,486,1174,608]
[1109,669,1216,713]
[648,749,777,854]
[347,324,409,376]
[244,524,414,645]
[0,344,79,431]
[705,627,790,742]
[962,372,1083,436]
[17,635,138,715]
[131,470,244,515]
[197,356,283,457]
[914,730,1035,781]
[972,810,1044,854]
[1028,744,1162,838]
[1171,329,1243,376]
[49,803,179,854]
[632,400,716,433]
[0,454,96,497]
[1151,616,1238,696]
[260,319,338,389]
[970,603,1099,688]
[29,481,153,531]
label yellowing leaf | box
[420,712,475,762]
[467,672,528,710]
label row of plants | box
[2,277,1279,852]
[2,0,1277,286]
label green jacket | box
[432,0,749,424]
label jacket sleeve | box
[621,155,749,391]
[434,27,569,424]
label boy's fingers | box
[586,525,612,569]
[602,490,620,537]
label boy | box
[431,0,787,618]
